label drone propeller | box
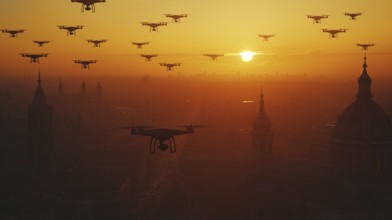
[179,124,204,128]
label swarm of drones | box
[0,0,374,73]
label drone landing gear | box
[149,137,177,153]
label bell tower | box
[251,88,274,161]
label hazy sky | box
[1,0,392,77]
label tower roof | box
[333,56,392,142]
[32,72,48,106]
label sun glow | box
[240,51,255,62]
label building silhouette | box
[251,88,273,161]
[332,56,392,178]
[28,73,55,179]
[250,56,392,220]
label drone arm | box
[92,4,96,13]
[170,137,176,153]
[149,137,155,153]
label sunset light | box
[240,51,255,62]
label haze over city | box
[1,1,392,220]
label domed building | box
[332,56,392,179]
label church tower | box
[251,88,274,160]
[28,73,55,178]
[332,56,392,179]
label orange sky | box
[1,0,392,77]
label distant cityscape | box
[1,56,392,219]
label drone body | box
[344,12,362,20]
[159,63,181,71]
[204,54,224,61]
[322,29,347,38]
[165,14,188,23]
[258,34,275,41]
[306,15,329,24]
[141,54,158,61]
[357,43,374,51]
[20,53,49,64]
[33,41,50,47]
[58,25,84,36]
[122,125,200,153]
[1,29,25,38]
[87,39,107,47]
[141,22,168,32]
[132,42,149,49]
[71,0,106,12]
[74,60,97,69]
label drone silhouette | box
[1,29,25,38]
[164,14,188,23]
[344,12,362,20]
[74,60,97,69]
[258,34,275,41]
[87,39,107,47]
[357,43,374,51]
[141,54,158,61]
[132,42,149,49]
[159,63,181,71]
[306,15,329,24]
[71,0,105,12]
[33,41,50,47]
[322,29,347,38]
[141,22,168,32]
[121,125,201,153]
[20,53,48,64]
[204,54,224,61]
[57,25,84,36]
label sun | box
[240,51,255,62]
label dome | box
[333,57,392,142]
[334,99,392,141]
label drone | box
[164,14,188,23]
[1,29,25,38]
[159,63,181,71]
[121,125,200,153]
[132,42,149,49]
[357,43,374,51]
[70,0,105,12]
[74,60,97,69]
[322,29,347,38]
[141,22,168,32]
[141,54,158,61]
[204,54,224,61]
[33,41,50,47]
[87,39,107,47]
[306,15,329,24]
[344,12,362,20]
[20,53,48,64]
[258,34,275,41]
[57,25,84,36]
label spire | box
[58,79,64,96]
[32,72,48,106]
[357,54,372,100]
[81,80,86,95]
[258,88,265,113]
[96,81,102,97]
